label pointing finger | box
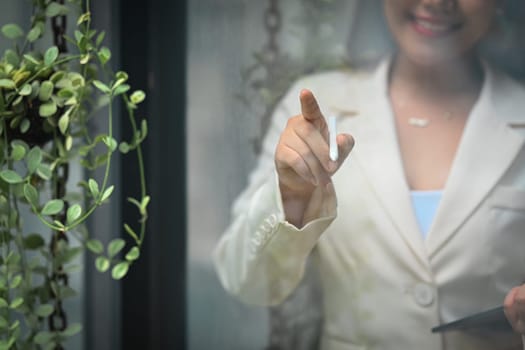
[300,89,324,124]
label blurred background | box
[1,0,524,349]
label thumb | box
[300,89,324,124]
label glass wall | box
[187,0,525,349]
[186,1,363,349]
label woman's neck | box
[389,52,484,100]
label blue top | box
[410,190,443,239]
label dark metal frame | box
[85,0,187,349]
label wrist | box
[279,182,313,228]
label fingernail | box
[311,176,319,186]
[328,161,338,172]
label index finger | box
[300,89,324,123]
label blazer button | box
[413,283,434,307]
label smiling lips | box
[411,14,461,37]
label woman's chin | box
[402,46,467,68]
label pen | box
[329,115,338,162]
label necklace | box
[395,98,455,128]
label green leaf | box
[26,147,42,174]
[125,246,140,261]
[130,90,146,104]
[113,78,126,89]
[98,47,111,65]
[96,31,106,47]
[9,297,23,309]
[12,95,23,106]
[65,135,73,151]
[80,53,90,65]
[1,24,23,39]
[101,186,115,203]
[115,71,128,81]
[36,164,52,180]
[95,256,110,272]
[57,88,74,98]
[11,144,26,161]
[0,79,16,89]
[20,119,30,134]
[111,261,129,280]
[0,170,23,184]
[50,71,65,83]
[26,26,41,42]
[92,80,111,94]
[102,136,117,151]
[113,83,130,96]
[0,316,7,328]
[23,233,45,249]
[6,251,20,264]
[66,204,82,224]
[23,184,39,206]
[64,264,82,273]
[41,199,64,216]
[86,239,103,254]
[36,304,54,317]
[77,12,91,25]
[34,331,52,345]
[119,142,130,154]
[5,50,19,66]
[44,46,59,66]
[19,83,32,96]
[58,285,77,299]
[58,113,69,134]
[0,298,7,308]
[9,319,19,331]
[57,247,82,265]
[108,238,125,258]
[9,275,22,288]
[39,100,57,117]
[23,54,40,65]
[69,72,85,88]
[74,30,83,43]
[88,179,99,198]
[38,80,54,101]
[62,323,82,337]
[140,196,151,214]
[45,3,69,17]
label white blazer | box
[213,58,525,350]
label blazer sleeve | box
[212,79,337,306]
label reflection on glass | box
[189,1,525,349]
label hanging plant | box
[0,0,148,348]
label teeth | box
[415,19,452,33]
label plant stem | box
[124,99,147,245]
[37,97,115,232]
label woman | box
[214,0,525,348]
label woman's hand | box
[504,284,525,334]
[275,89,354,227]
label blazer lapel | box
[336,60,430,269]
[327,60,525,268]
[425,65,525,257]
